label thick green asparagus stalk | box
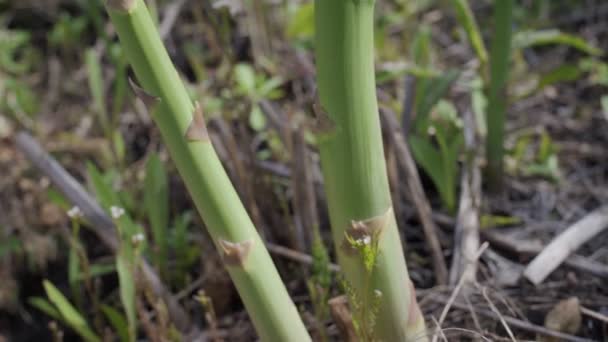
[103,1,310,340]
[314,0,427,340]
[486,0,513,190]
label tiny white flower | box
[67,206,83,219]
[131,233,145,245]
[110,206,125,219]
[355,235,371,246]
[362,235,371,245]
[374,289,382,298]
[427,126,437,136]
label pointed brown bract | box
[185,102,210,142]
[341,207,392,255]
[128,78,160,109]
[106,0,136,12]
[311,97,337,137]
[218,238,254,266]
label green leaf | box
[42,280,101,342]
[113,131,126,163]
[510,133,532,167]
[257,76,284,99]
[286,2,315,40]
[480,215,522,229]
[86,49,108,129]
[144,153,169,276]
[376,62,438,84]
[537,131,554,163]
[29,297,62,320]
[414,70,460,132]
[411,25,431,66]
[101,304,130,342]
[453,0,488,64]
[513,29,603,56]
[249,104,267,131]
[521,155,560,182]
[116,253,137,342]
[536,64,582,91]
[409,135,445,200]
[234,63,257,96]
[86,162,120,210]
[75,263,116,281]
[43,280,88,327]
[470,77,487,137]
[0,29,36,75]
[5,79,39,116]
[68,234,80,286]
[46,188,70,210]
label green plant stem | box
[103,1,310,340]
[314,0,427,340]
[452,0,488,80]
[486,0,513,190]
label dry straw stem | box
[524,205,608,285]
[315,0,427,339]
[104,1,310,340]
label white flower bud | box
[110,206,125,219]
[67,206,83,219]
[131,233,145,245]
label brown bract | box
[218,239,254,267]
[341,208,392,255]
[311,98,336,136]
[105,0,137,12]
[129,78,160,109]
[185,102,210,142]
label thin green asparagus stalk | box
[103,1,310,340]
[314,0,427,340]
[486,0,513,190]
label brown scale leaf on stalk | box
[341,207,393,256]
[105,0,136,12]
[185,102,210,143]
[218,239,254,267]
[128,78,161,110]
[311,98,337,138]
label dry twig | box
[524,205,608,284]
[381,109,448,285]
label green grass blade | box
[144,153,169,278]
[86,49,110,137]
[101,304,131,342]
[486,0,514,190]
[42,280,101,342]
[513,29,603,56]
[116,253,136,342]
[452,0,488,66]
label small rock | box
[541,297,582,342]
